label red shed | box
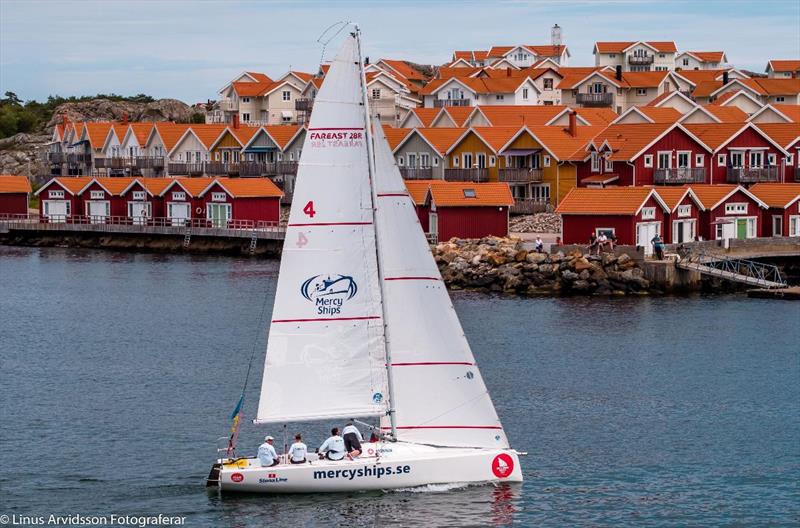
[157,178,210,226]
[0,175,32,216]
[556,187,669,254]
[198,177,282,226]
[755,123,800,183]
[404,180,433,233]
[748,183,800,237]
[654,187,704,244]
[35,176,94,221]
[689,184,768,240]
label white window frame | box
[242,97,250,104]
[591,152,600,172]
[522,88,529,100]
[604,158,613,171]
[452,156,459,168]
[677,204,691,218]
[420,153,430,167]
[544,155,551,168]
[127,201,152,218]
[397,156,405,166]
[749,151,763,168]
[789,215,800,237]
[433,157,439,167]
[677,151,691,168]
[636,88,647,96]
[695,154,704,167]
[772,215,783,236]
[90,190,104,200]
[282,90,291,101]
[43,200,71,218]
[725,202,747,215]
[132,191,146,201]
[172,191,186,201]
[786,154,794,166]
[768,153,777,166]
[657,151,672,169]
[717,154,726,167]
[640,207,656,220]
[211,192,227,202]
[643,154,654,168]
[48,189,65,199]
[372,88,381,99]
[730,152,743,168]
[489,155,496,167]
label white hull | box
[214,442,522,493]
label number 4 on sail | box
[207,26,523,493]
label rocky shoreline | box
[433,237,654,296]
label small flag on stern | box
[227,394,245,456]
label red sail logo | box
[491,454,514,478]
[231,472,244,482]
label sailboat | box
[209,28,522,493]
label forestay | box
[371,118,509,449]
[255,35,388,424]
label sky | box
[1,0,799,104]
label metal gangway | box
[676,248,787,289]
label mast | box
[355,26,398,440]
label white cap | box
[265,435,274,441]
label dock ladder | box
[183,227,191,249]
[676,248,787,289]
[249,230,258,255]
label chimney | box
[723,70,729,85]
[233,114,240,129]
[615,65,622,81]
[507,67,512,77]
[122,112,129,125]
[365,56,370,65]
[568,110,577,138]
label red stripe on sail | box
[381,425,503,430]
[389,362,474,366]
[288,222,372,227]
[384,276,440,281]
[272,316,381,323]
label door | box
[736,218,748,240]
[677,152,690,180]
[476,153,486,169]
[87,201,109,224]
[44,200,68,223]
[463,153,473,169]
[168,202,191,226]
[637,222,658,255]
[207,203,231,228]
[129,202,150,226]
[429,211,439,241]
[772,216,783,236]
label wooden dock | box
[747,287,800,300]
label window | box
[659,53,666,58]
[452,156,459,167]
[636,88,647,96]
[787,154,794,166]
[605,158,613,171]
[731,152,744,168]
[543,78,553,90]
[776,96,785,103]
[397,156,404,166]
[657,152,671,169]
[49,190,65,199]
[90,190,104,200]
[433,157,439,167]
[242,113,250,122]
[544,155,551,167]
[172,191,186,201]
[496,94,504,100]
[677,204,691,218]
[211,192,227,202]
[463,189,476,198]
[609,54,616,58]
[242,97,250,103]
[420,153,430,167]
[677,151,690,168]
[282,115,291,123]
[641,207,656,220]
[214,152,220,161]
[790,215,800,237]
[725,202,747,215]
[489,155,496,167]
[644,155,654,168]
[591,152,600,172]
[282,90,291,101]
[768,153,777,166]
[132,191,146,201]
[718,154,726,166]
[372,89,381,99]
[522,88,529,100]
[749,151,763,168]
[683,59,689,66]
[695,154,704,167]
[407,153,417,168]
[532,184,550,202]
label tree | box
[3,91,21,105]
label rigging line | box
[317,20,352,65]
[237,276,273,404]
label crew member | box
[342,421,363,459]
[288,433,308,464]
[318,427,346,461]
[258,435,279,467]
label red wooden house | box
[0,175,32,216]
[748,183,800,237]
[197,178,282,225]
[556,187,669,254]
[580,123,713,187]
[688,184,768,240]
[35,177,94,221]
[405,180,433,232]
[653,187,704,244]
[754,123,800,183]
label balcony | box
[135,157,165,170]
[444,168,489,182]
[168,162,205,176]
[726,166,779,183]
[271,161,298,175]
[434,98,472,108]
[295,98,313,112]
[576,93,613,107]
[510,198,549,215]
[239,162,271,177]
[219,100,237,112]
[205,162,241,176]
[653,168,705,184]
[498,168,543,183]
[46,152,66,164]
[628,55,654,65]
[399,167,433,180]
[67,153,92,165]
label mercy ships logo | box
[301,274,358,315]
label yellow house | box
[208,126,261,164]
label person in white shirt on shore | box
[318,427,346,461]
[257,435,279,467]
[342,421,363,459]
[288,433,308,464]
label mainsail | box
[371,118,509,449]
[255,34,388,424]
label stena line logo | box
[491,454,514,479]
[301,274,358,315]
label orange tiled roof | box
[638,106,684,123]
[415,128,468,154]
[686,51,726,63]
[709,91,737,105]
[557,70,667,90]
[428,180,514,207]
[751,78,800,95]
[682,123,746,150]
[82,122,114,149]
[232,81,273,97]
[653,187,692,210]
[475,105,566,126]
[383,127,412,150]
[478,66,552,80]
[487,46,514,58]
[264,125,302,149]
[573,108,619,126]
[440,106,473,127]
[152,123,192,151]
[595,41,677,53]
[453,50,490,63]
[556,187,659,214]
[49,176,94,194]
[0,175,32,193]
[590,123,673,160]
[471,127,526,152]
[139,178,173,196]
[246,72,273,83]
[753,122,800,149]
[523,45,568,57]
[674,69,728,85]
[748,183,800,208]
[768,60,800,73]
[229,125,262,145]
[188,124,229,150]
[691,80,725,98]
[438,66,482,79]
[127,122,155,145]
[212,177,283,198]
[92,177,137,195]
[703,105,748,122]
[684,184,740,209]
[772,104,800,122]
[407,108,442,127]
[404,180,433,205]
[289,71,314,83]
[380,59,427,81]
[532,125,607,160]
[419,76,531,96]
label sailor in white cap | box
[257,435,279,467]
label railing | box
[628,55,654,65]
[399,167,433,180]
[219,100,237,112]
[677,247,786,289]
[0,213,284,232]
[444,168,489,182]
[510,198,550,215]
[272,161,298,175]
[136,157,165,170]
[654,167,705,184]
[67,153,92,165]
[205,162,241,176]
[576,93,613,107]
[295,98,313,112]
[168,163,205,176]
[726,166,779,183]
[433,98,472,108]
[498,168,543,182]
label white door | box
[129,202,150,225]
[44,200,68,223]
[429,211,438,242]
[207,203,232,228]
[637,222,658,255]
[168,202,191,226]
[87,201,109,224]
